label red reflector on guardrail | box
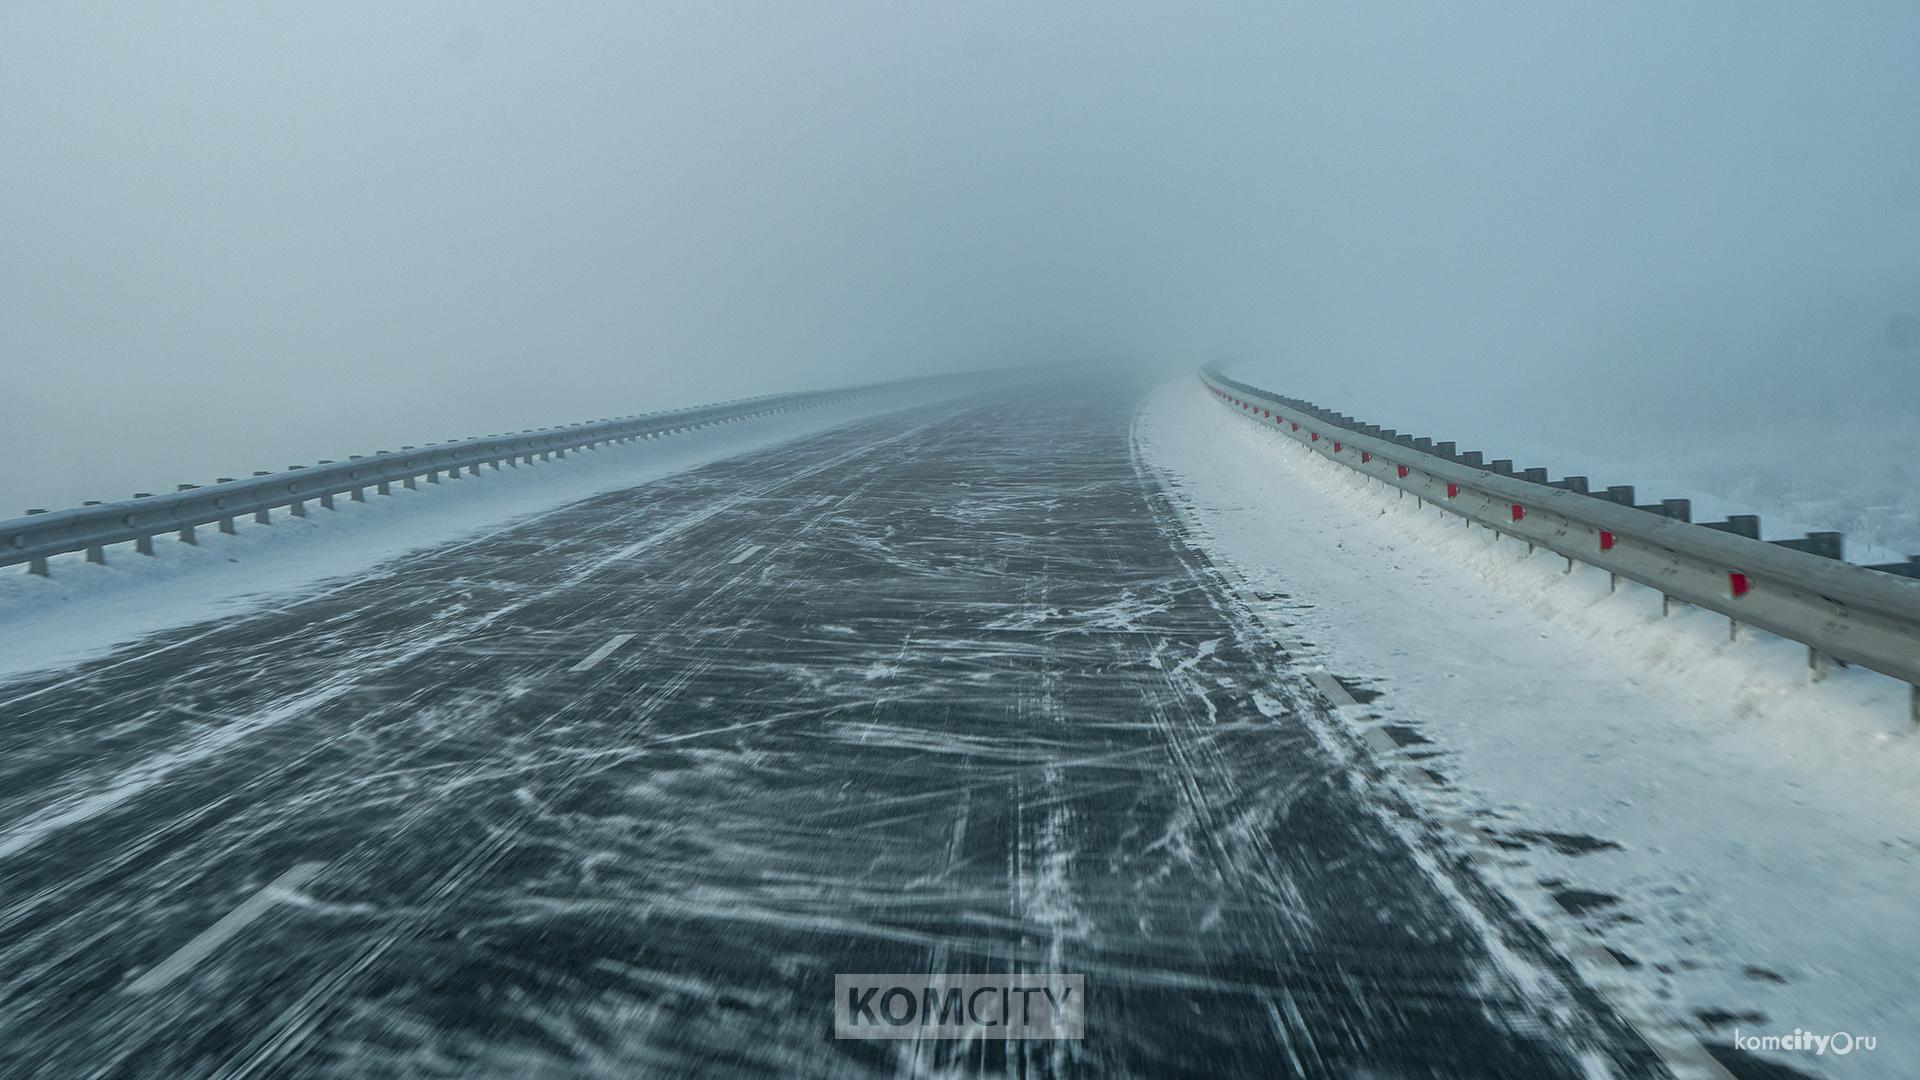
[1397,465,1408,478]
[1511,504,1525,522]
[1446,483,1459,498]
[1730,572,1751,598]
[1361,451,1370,463]
[1599,530,1614,551]
[1332,441,1342,453]
[1310,432,1319,442]
[1290,422,1299,431]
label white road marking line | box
[569,633,635,673]
[126,862,326,995]
[728,544,763,564]
[1304,669,1358,708]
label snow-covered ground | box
[1225,361,1920,566]
[1139,378,1920,1079]
[0,386,964,686]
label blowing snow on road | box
[7,4,1918,1077]
[0,383,1686,1078]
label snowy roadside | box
[1137,378,1920,1079]
[0,387,965,686]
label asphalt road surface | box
[0,384,1666,1078]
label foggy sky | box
[4,3,1918,513]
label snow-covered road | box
[0,382,1667,1077]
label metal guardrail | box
[2,375,963,577]
[1200,366,1920,720]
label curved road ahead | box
[0,385,1664,1078]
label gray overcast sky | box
[4,3,1918,511]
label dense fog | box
[5,4,1917,516]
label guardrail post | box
[1771,532,1844,560]
[22,508,49,575]
[1866,555,1920,578]
[1704,515,1761,539]
[169,486,200,544]
[128,495,157,554]
[212,480,239,533]
[247,473,271,523]
[285,467,311,512]
[1809,647,1830,682]
[319,492,335,510]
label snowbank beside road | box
[1139,378,1920,1079]
[0,387,964,685]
